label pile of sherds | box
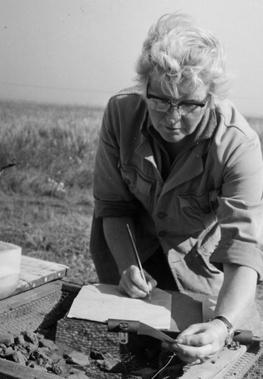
[0,330,92,378]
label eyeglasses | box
[146,82,208,116]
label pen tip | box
[146,291,151,302]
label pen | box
[126,223,150,299]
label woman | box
[91,12,263,362]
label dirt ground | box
[0,194,98,285]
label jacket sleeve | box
[211,131,263,280]
[93,98,139,218]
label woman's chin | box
[161,130,185,143]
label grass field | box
[0,100,262,286]
[0,100,104,284]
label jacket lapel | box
[161,104,218,195]
[161,142,207,195]
[134,137,164,185]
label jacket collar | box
[136,96,218,191]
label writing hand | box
[119,265,157,298]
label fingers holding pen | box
[119,265,157,298]
[144,270,157,292]
[119,265,147,298]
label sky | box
[0,0,263,116]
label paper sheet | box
[67,284,172,329]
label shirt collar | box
[192,95,217,143]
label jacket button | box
[158,230,167,238]
[157,212,167,219]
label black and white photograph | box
[0,1,263,378]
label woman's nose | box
[168,106,181,119]
[166,106,181,123]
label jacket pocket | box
[195,223,222,274]
[185,244,221,277]
[168,246,224,296]
[178,192,217,232]
[120,165,153,211]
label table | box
[55,287,263,379]
[0,255,69,379]
[0,259,262,379]
[13,255,68,296]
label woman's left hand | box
[162,319,229,363]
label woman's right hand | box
[119,265,157,298]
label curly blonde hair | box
[136,12,229,98]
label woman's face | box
[145,75,209,143]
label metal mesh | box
[223,343,263,379]
[0,286,62,335]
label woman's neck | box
[162,138,189,161]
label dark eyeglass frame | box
[145,81,208,113]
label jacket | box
[92,87,263,296]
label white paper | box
[67,284,172,330]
